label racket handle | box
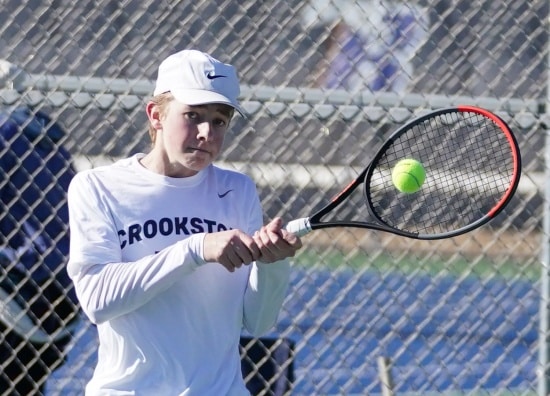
[285,218,312,237]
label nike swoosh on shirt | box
[217,189,233,198]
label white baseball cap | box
[153,49,244,116]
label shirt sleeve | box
[243,260,291,336]
[67,172,206,324]
[241,182,291,336]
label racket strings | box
[367,111,517,235]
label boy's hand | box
[203,230,261,272]
[253,217,302,263]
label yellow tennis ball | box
[392,159,426,194]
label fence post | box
[378,356,395,396]
[538,33,550,393]
[539,128,550,395]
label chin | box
[185,158,212,172]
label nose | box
[196,121,213,141]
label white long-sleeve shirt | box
[67,154,290,396]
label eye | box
[184,111,199,120]
[213,118,228,128]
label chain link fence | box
[0,0,547,395]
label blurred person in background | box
[0,106,80,395]
[301,0,428,92]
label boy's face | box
[151,100,233,177]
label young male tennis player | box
[67,49,302,395]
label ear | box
[146,101,163,130]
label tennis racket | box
[285,105,521,240]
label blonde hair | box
[147,92,173,144]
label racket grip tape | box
[285,218,312,237]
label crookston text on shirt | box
[118,216,230,249]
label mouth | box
[188,147,210,155]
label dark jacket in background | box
[0,106,78,335]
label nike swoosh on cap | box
[206,71,226,79]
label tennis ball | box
[391,159,426,194]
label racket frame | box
[303,106,521,240]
